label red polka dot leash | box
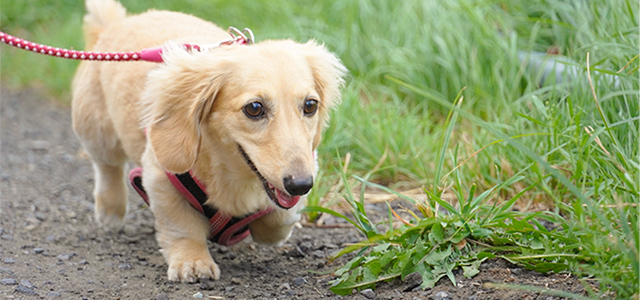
[0,27,254,63]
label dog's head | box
[142,40,346,209]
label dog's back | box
[73,0,228,165]
[71,0,228,227]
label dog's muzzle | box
[237,145,304,209]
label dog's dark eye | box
[243,102,265,119]
[303,99,318,116]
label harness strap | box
[128,167,273,246]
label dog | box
[72,0,346,282]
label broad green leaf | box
[462,258,486,278]
[450,227,469,244]
[334,256,363,277]
[529,236,544,250]
[430,222,445,243]
[373,243,391,253]
[363,261,382,282]
[425,245,453,265]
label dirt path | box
[0,87,586,299]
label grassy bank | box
[2,0,638,298]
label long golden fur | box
[72,0,346,282]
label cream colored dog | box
[72,0,345,282]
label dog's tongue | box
[275,188,300,209]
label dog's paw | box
[94,193,127,230]
[94,208,125,230]
[167,258,221,282]
[94,207,125,230]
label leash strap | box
[128,167,273,246]
[0,27,254,63]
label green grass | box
[2,0,638,298]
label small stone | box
[433,291,451,300]
[46,235,57,242]
[285,290,295,296]
[47,291,62,297]
[0,267,14,276]
[123,225,137,237]
[292,277,307,286]
[510,268,523,275]
[279,283,291,291]
[225,252,236,260]
[299,241,313,252]
[16,283,38,295]
[56,253,75,261]
[156,293,170,300]
[1,278,17,285]
[1,234,14,241]
[401,272,423,292]
[19,280,34,289]
[193,291,204,298]
[230,277,242,285]
[3,257,16,264]
[79,260,89,265]
[34,212,47,221]
[118,263,132,270]
[360,288,375,299]
[28,140,50,150]
[291,246,307,258]
[199,280,215,291]
[33,248,44,254]
[323,243,339,249]
[224,286,235,293]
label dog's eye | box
[243,102,265,119]
[303,99,318,116]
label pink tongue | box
[275,188,300,208]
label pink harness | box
[129,168,274,246]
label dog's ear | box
[142,48,225,173]
[301,41,347,149]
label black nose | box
[283,175,313,196]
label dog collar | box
[129,167,274,246]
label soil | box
[0,87,588,299]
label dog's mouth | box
[238,145,300,209]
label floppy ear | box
[301,41,348,149]
[142,48,224,173]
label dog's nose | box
[283,175,313,196]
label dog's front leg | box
[142,165,220,282]
[249,202,302,245]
